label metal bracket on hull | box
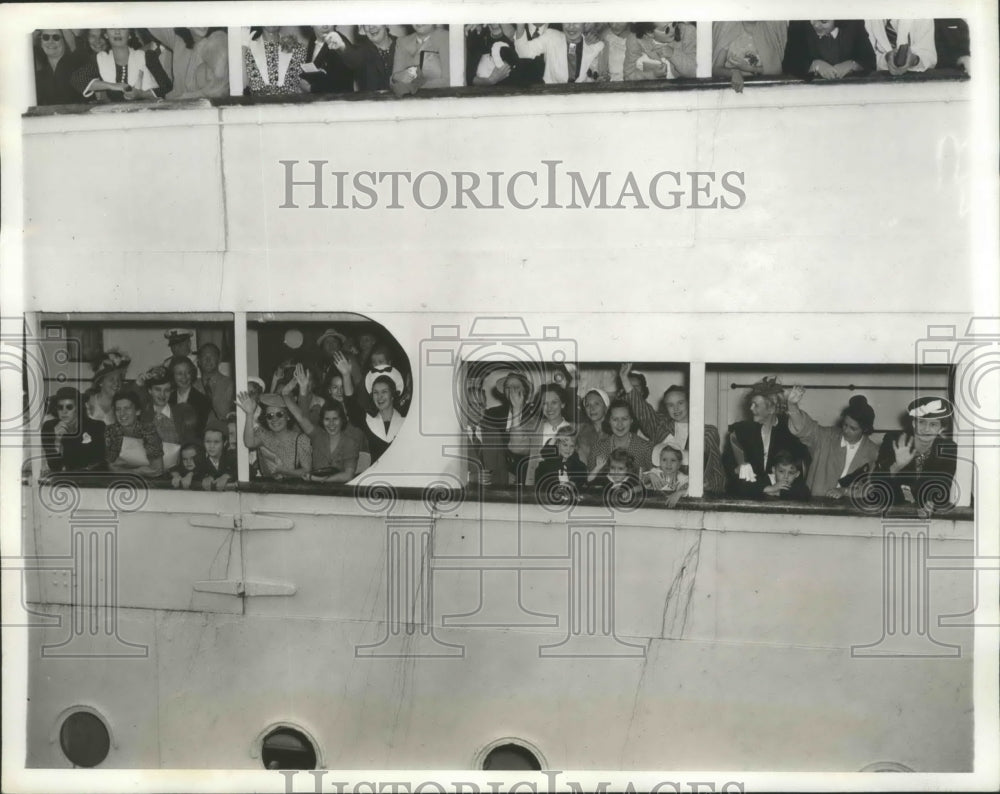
[192,579,296,598]
[187,514,294,531]
[190,513,296,601]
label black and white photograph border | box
[1,1,998,792]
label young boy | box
[534,425,588,496]
[201,421,237,491]
[762,449,811,500]
[170,442,203,490]
[589,447,643,504]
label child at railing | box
[201,421,236,490]
[170,442,204,489]
[761,449,811,501]
[534,425,589,498]
[643,444,689,507]
[589,447,642,496]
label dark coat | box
[723,417,810,498]
[782,20,876,78]
[340,36,396,91]
[872,432,957,510]
[41,415,107,472]
[302,39,356,93]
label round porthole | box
[478,738,545,771]
[261,727,318,770]
[860,761,915,772]
[59,710,110,767]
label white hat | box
[365,366,405,395]
[164,328,193,345]
[907,396,953,420]
[584,388,611,410]
[650,438,684,468]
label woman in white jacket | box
[71,28,158,101]
[514,23,604,84]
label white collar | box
[367,411,403,442]
[840,436,860,449]
[542,419,570,435]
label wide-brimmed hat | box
[137,364,170,388]
[258,393,286,408]
[164,328,193,346]
[747,376,784,400]
[907,396,953,420]
[316,328,347,347]
[365,366,405,395]
[91,349,131,383]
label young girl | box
[171,442,204,489]
[643,444,689,507]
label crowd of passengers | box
[463,365,958,513]
[467,18,970,90]
[40,341,958,512]
[33,27,230,105]
[33,19,970,106]
[39,327,410,489]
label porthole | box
[261,727,318,770]
[477,738,545,771]
[59,710,110,767]
[859,761,915,772]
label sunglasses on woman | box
[265,412,287,420]
[41,33,63,42]
[56,402,75,411]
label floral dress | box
[242,38,305,96]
